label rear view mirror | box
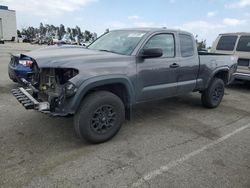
[140,48,163,58]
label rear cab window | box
[179,34,194,57]
[216,35,238,51]
[236,36,250,52]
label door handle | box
[170,63,180,68]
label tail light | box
[19,60,33,67]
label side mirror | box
[140,48,163,58]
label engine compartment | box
[29,67,79,111]
[38,68,78,97]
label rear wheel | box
[74,91,125,144]
[201,78,225,108]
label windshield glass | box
[88,30,147,55]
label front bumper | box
[11,87,74,117]
[11,87,50,111]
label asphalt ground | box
[0,43,250,188]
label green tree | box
[84,30,93,42]
[17,29,21,37]
[18,23,96,43]
[72,28,77,37]
[75,25,83,39]
[22,27,36,39]
[39,23,46,36]
[195,35,206,50]
[59,24,66,39]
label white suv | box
[211,33,250,81]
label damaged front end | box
[12,57,79,116]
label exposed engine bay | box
[31,66,79,111]
[37,68,78,97]
[11,53,80,114]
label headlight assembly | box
[64,82,78,98]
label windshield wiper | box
[99,49,122,55]
[99,49,115,53]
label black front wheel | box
[74,91,125,144]
[201,78,225,108]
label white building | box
[0,5,17,41]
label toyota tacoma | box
[11,28,238,143]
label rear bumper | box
[8,64,18,81]
[11,88,50,111]
[234,72,250,81]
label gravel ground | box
[0,43,250,188]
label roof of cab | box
[219,32,250,35]
[111,27,193,35]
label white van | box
[211,33,250,81]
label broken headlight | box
[64,82,78,98]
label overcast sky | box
[1,0,250,46]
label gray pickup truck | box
[11,28,238,143]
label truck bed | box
[198,52,232,56]
[199,52,237,68]
[197,52,238,90]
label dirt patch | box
[0,83,19,94]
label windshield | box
[88,30,147,55]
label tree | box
[92,32,98,41]
[59,24,66,39]
[39,23,46,36]
[72,28,77,37]
[17,29,21,37]
[197,40,206,50]
[75,25,83,39]
[195,35,206,50]
[50,24,56,36]
[66,27,73,40]
[18,22,96,43]
[84,30,93,42]
[21,27,36,39]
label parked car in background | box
[80,41,91,47]
[211,33,250,81]
[0,38,4,44]
[17,35,32,43]
[8,55,33,82]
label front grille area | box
[238,58,250,67]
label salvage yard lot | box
[0,43,250,188]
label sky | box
[1,0,250,46]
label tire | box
[12,78,18,83]
[74,91,125,144]
[201,78,225,108]
[8,73,17,83]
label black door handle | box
[170,63,180,68]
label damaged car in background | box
[11,28,238,144]
[8,45,83,83]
